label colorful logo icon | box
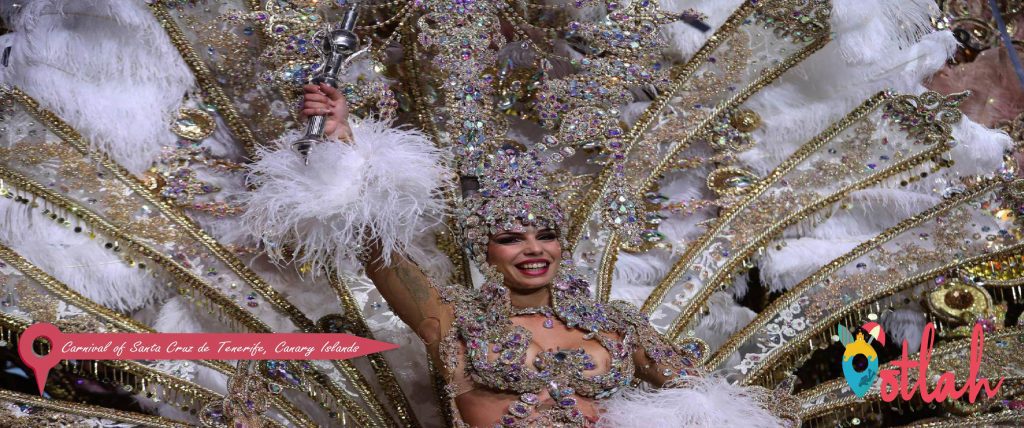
[838,322,885,398]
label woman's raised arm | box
[304,85,454,344]
[244,82,453,346]
[363,245,453,346]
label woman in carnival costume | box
[2,0,1022,426]
[268,83,801,427]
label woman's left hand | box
[300,83,353,141]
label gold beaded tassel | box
[157,382,167,404]
[169,384,178,407]
[131,371,142,396]
[0,325,12,349]
[179,285,234,332]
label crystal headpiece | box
[460,147,566,264]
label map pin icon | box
[18,323,65,396]
[841,331,879,398]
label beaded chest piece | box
[438,264,706,427]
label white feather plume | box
[0,0,193,173]
[831,0,942,64]
[659,0,746,61]
[610,249,672,306]
[598,376,788,428]
[881,300,928,354]
[807,189,943,241]
[241,117,447,275]
[759,238,860,293]
[948,117,1014,177]
[694,292,756,352]
[0,196,167,313]
[739,31,958,175]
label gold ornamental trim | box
[638,94,889,315]
[0,388,192,428]
[745,228,1023,387]
[147,4,259,158]
[0,243,316,428]
[567,0,833,247]
[712,178,1006,369]
[1,88,383,427]
[596,232,622,304]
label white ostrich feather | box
[694,291,756,352]
[0,196,167,313]
[948,117,1014,177]
[660,0,746,61]
[881,300,928,354]
[241,117,447,275]
[610,253,671,307]
[598,375,788,428]
[831,0,941,64]
[807,189,943,241]
[739,30,957,175]
[758,238,861,293]
[0,0,192,173]
[152,297,223,335]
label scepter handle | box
[293,7,360,164]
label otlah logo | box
[838,322,885,398]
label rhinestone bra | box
[459,306,636,399]
[437,271,707,424]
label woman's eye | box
[538,231,559,241]
[495,236,521,244]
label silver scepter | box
[293,7,361,164]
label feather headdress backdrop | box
[0,0,1022,427]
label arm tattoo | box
[394,265,430,303]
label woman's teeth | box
[518,262,548,269]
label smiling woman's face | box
[486,226,562,291]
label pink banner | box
[18,322,399,395]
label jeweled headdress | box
[459,147,566,264]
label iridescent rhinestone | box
[508,402,530,418]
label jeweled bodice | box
[438,275,705,405]
[462,316,634,399]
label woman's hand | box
[300,83,353,141]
